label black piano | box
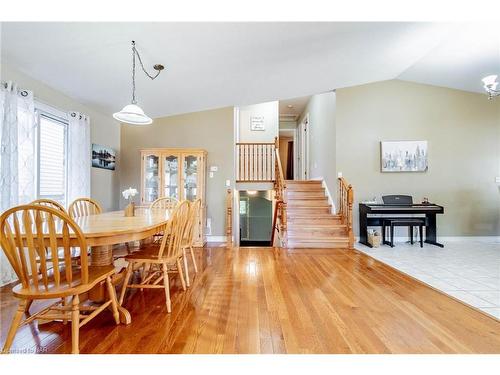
[359,203,444,248]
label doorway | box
[297,113,309,180]
[278,133,294,180]
[239,190,273,246]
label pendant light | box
[113,41,164,125]
[481,75,499,100]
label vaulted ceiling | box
[1,22,498,119]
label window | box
[35,106,68,207]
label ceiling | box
[1,22,498,120]
[279,95,310,122]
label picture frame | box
[250,116,265,131]
[92,143,116,171]
[380,140,428,172]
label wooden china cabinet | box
[140,148,207,246]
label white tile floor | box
[356,238,500,320]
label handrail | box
[338,177,354,249]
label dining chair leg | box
[183,248,190,288]
[176,258,187,291]
[190,246,198,273]
[61,297,68,325]
[71,295,80,354]
[119,263,133,305]
[24,299,33,314]
[141,263,151,292]
[1,299,27,354]
[162,263,172,313]
[106,276,120,325]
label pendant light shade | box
[113,104,152,125]
[113,41,164,125]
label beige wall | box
[298,91,337,193]
[0,63,121,211]
[120,107,234,237]
[336,80,500,236]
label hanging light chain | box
[130,40,164,105]
[132,41,137,104]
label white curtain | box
[0,81,36,285]
[67,111,91,204]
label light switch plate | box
[210,166,218,172]
[209,172,214,178]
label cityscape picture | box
[92,143,116,170]
[381,140,428,172]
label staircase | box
[286,180,350,248]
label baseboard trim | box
[355,235,500,244]
[321,179,336,215]
[207,235,229,243]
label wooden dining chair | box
[0,204,120,354]
[150,196,179,211]
[31,198,67,213]
[149,196,179,243]
[119,200,191,313]
[68,197,102,219]
[31,198,81,281]
[181,199,201,287]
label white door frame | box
[297,113,310,180]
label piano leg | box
[359,206,371,247]
[424,213,444,247]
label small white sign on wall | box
[250,116,265,131]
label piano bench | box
[382,218,428,248]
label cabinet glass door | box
[143,154,160,203]
[183,154,198,201]
[163,154,179,199]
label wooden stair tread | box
[280,179,351,249]
[286,180,322,184]
[288,223,346,229]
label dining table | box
[70,208,171,324]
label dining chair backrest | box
[150,197,179,211]
[0,204,89,293]
[158,200,191,259]
[31,199,67,213]
[68,198,102,219]
[185,199,201,245]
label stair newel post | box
[226,188,233,247]
[347,184,354,249]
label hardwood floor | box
[1,245,499,354]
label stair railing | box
[236,141,275,182]
[272,137,287,246]
[338,177,354,249]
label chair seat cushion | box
[383,218,427,226]
[12,265,116,300]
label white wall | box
[1,63,121,211]
[297,91,337,191]
[237,101,279,143]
